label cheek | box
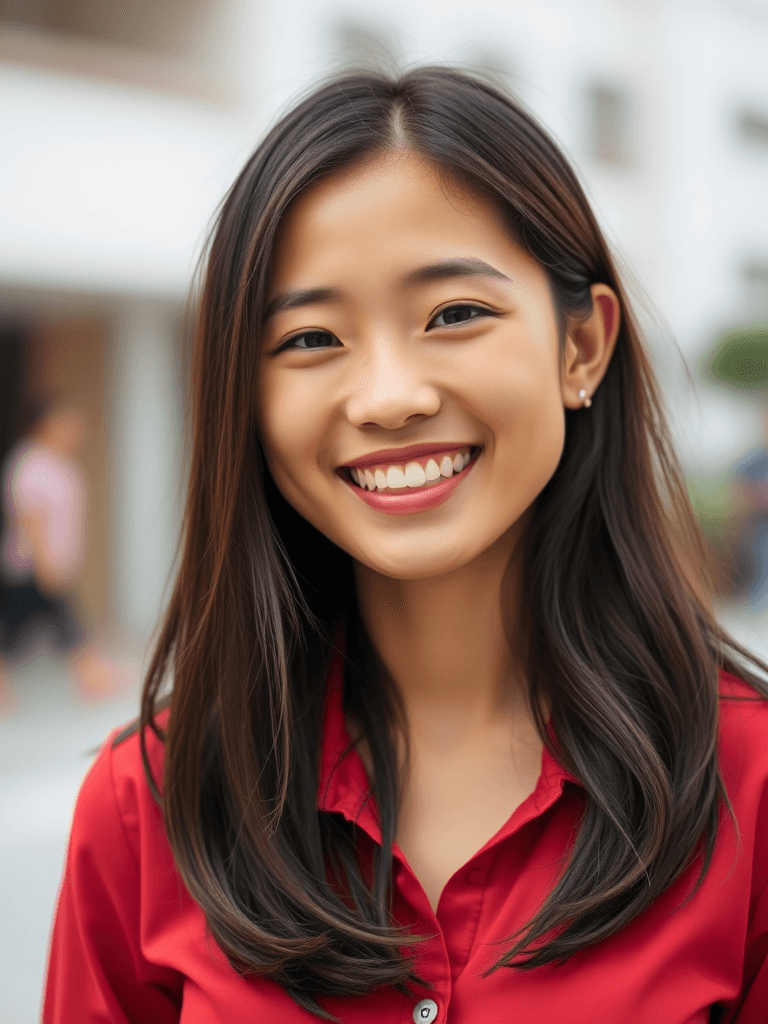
[255,376,300,483]
[469,342,565,494]
[255,374,330,506]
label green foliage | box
[706,324,768,389]
[687,474,735,544]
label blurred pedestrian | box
[732,411,768,611]
[0,399,119,710]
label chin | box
[353,540,485,582]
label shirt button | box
[412,998,439,1023]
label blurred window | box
[0,0,228,101]
[586,82,633,167]
[737,107,768,146]
[1,0,208,58]
[1,0,50,32]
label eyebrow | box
[263,257,510,322]
[263,286,342,322]
[401,257,511,287]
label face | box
[255,152,568,581]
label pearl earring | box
[578,388,592,408]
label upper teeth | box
[349,448,473,491]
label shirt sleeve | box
[42,734,183,1024]
[728,876,768,1023]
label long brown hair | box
[136,66,768,1017]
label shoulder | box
[14,442,54,481]
[718,669,768,732]
[6,443,70,504]
[717,670,768,832]
[110,707,168,783]
[72,709,170,868]
[46,708,185,1021]
[718,670,768,757]
[2,442,35,491]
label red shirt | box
[43,652,768,1023]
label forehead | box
[269,151,529,285]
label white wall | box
[0,61,249,297]
[111,300,183,640]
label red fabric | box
[43,653,768,1023]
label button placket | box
[412,997,439,1023]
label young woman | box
[43,67,768,1024]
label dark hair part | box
[137,66,768,1017]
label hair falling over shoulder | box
[135,66,768,1018]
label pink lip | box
[342,441,475,470]
[341,451,479,515]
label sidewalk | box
[0,639,145,1024]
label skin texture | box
[256,152,620,910]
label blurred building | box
[1,0,767,639]
[0,0,255,641]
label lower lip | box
[340,453,479,515]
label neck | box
[353,527,529,734]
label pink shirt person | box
[1,439,86,590]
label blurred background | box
[0,0,766,1019]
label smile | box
[338,445,481,515]
[346,446,475,491]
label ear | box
[561,284,621,409]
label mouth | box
[336,444,481,515]
[341,444,480,493]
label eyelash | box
[276,304,494,352]
[430,303,492,328]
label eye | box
[278,330,339,352]
[429,304,492,328]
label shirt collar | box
[316,626,580,847]
[317,635,383,842]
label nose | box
[345,342,441,430]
